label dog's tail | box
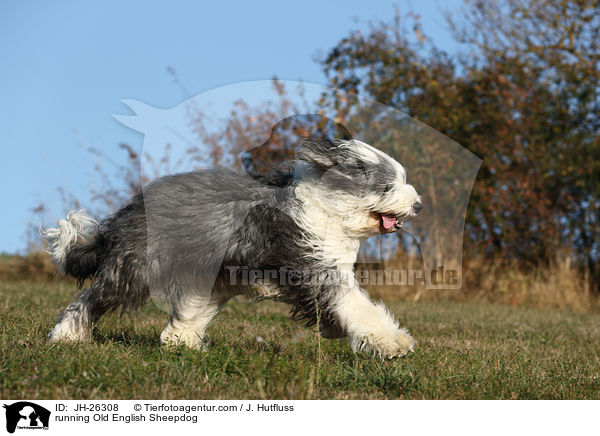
[41,210,103,281]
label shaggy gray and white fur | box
[42,139,422,359]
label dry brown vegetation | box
[0,252,59,283]
[364,257,599,314]
[3,253,597,314]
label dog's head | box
[296,139,422,238]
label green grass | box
[1,280,599,399]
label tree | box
[319,1,600,289]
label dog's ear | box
[297,139,342,170]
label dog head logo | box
[3,402,50,433]
[114,80,481,308]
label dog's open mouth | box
[379,213,407,231]
[381,214,398,230]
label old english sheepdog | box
[42,139,422,359]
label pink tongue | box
[382,215,397,230]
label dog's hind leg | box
[160,293,229,350]
[330,282,414,359]
[48,282,109,343]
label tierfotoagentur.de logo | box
[3,402,50,434]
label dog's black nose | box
[412,202,423,214]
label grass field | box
[1,280,599,399]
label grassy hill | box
[1,280,599,399]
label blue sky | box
[0,0,461,253]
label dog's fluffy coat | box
[42,139,422,359]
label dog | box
[42,138,422,359]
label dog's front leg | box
[329,281,414,359]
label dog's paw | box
[47,321,92,343]
[160,329,208,351]
[383,329,414,359]
[356,329,414,360]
